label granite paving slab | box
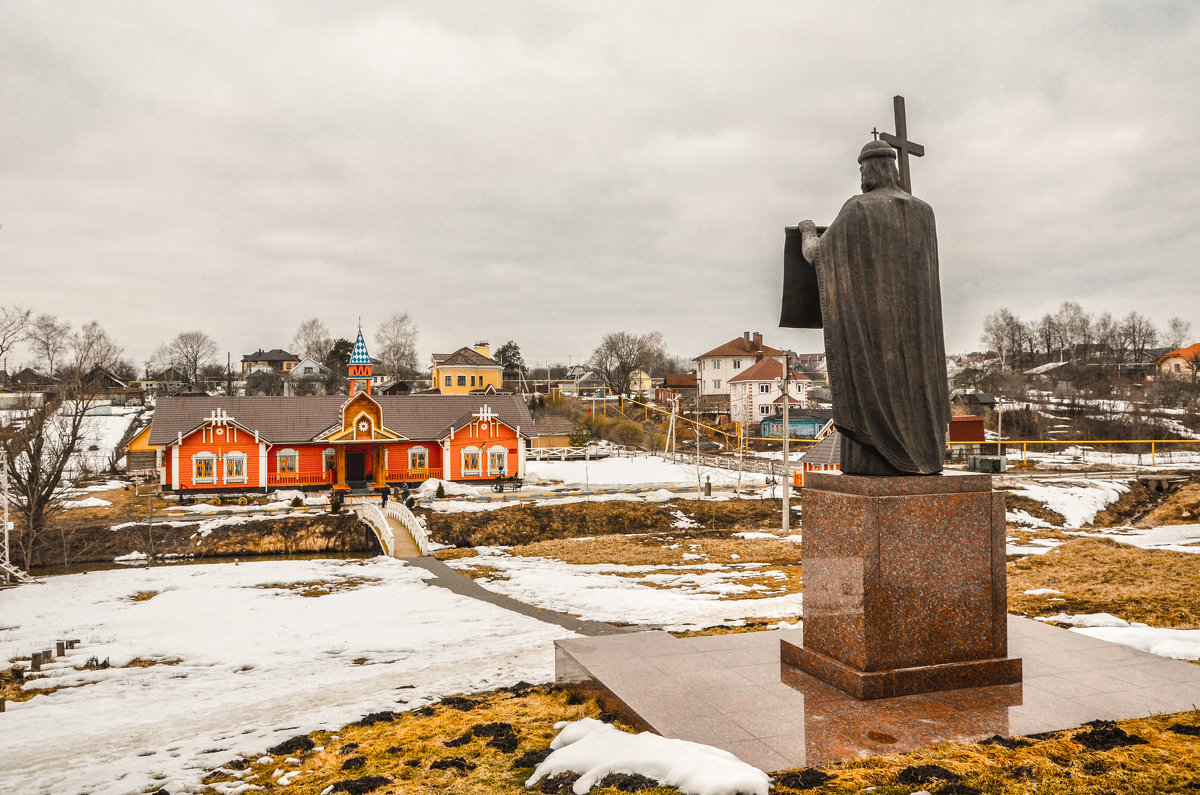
[555,615,1200,772]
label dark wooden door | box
[346,452,366,483]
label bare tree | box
[167,331,219,386]
[291,318,333,362]
[1054,301,1092,359]
[24,314,71,377]
[1119,311,1158,364]
[981,308,1027,369]
[1093,311,1120,363]
[374,313,419,374]
[1,336,106,569]
[1165,317,1192,351]
[1035,314,1059,362]
[0,305,31,366]
[71,321,123,375]
[590,331,660,397]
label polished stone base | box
[782,639,1021,700]
[554,618,1200,772]
[797,471,1019,698]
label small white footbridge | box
[345,497,430,559]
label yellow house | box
[432,343,504,395]
[124,424,159,474]
[628,369,653,397]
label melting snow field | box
[0,558,574,795]
[1008,478,1130,527]
[447,547,803,631]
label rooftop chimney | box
[753,332,763,348]
[473,341,491,358]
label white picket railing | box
[384,501,430,556]
[350,502,395,557]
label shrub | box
[291,496,303,508]
[435,482,446,499]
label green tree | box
[495,340,527,375]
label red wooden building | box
[146,329,534,493]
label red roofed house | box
[727,356,810,431]
[1157,343,1200,380]
[147,329,533,493]
[695,332,787,398]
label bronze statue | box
[785,139,950,475]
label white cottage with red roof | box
[147,329,533,493]
[727,357,810,431]
[694,331,788,397]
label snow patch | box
[528,717,769,795]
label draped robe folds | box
[815,186,950,474]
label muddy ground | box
[421,498,784,548]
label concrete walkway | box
[405,556,635,637]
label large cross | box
[878,95,924,193]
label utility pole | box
[779,364,791,533]
[2,454,10,585]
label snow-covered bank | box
[447,549,802,631]
[0,558,574,795]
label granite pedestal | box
[781,471,1021,699]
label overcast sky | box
[3,1,1198,373]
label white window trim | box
[409,445,429,470]
[276,447,299,473]
[461,445,482,476]
[487,445,508,476]
[192,452,216,484]
[322,447,335,472]
[224,451,248,483]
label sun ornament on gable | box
[322,390,404,443]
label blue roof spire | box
[350,327,371,367]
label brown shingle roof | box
[532,414,579,435]
[800,430,841,466]
[663,373,697,388]
[148,395,534,446]
[241,348,300,363]
[697,336,785,359]
[433,347,502,368]
[727,358,809,384]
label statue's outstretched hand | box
[798,220,821,264]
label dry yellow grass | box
[804,710,1200,794]
[195,686,1200,795]
[480,532,802,568]
[200,686,682,794]
[1003,493,1067,526]
[1137,481,1200,527]
[130,590,159,602]
[256,577,379,598]
[1008,537,1200,629]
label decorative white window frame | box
[457,375,467,387]
[192,452,217,484]
[322,447,335,473]
[224,451,248,483]
[444,374,452,386]
[487,445,508,476]
[276,448,299,473]
[409,445,429,470]
[461,446,482,476]
[759,383,771,394]
[759,405,772,416]
[712,360,721,370]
